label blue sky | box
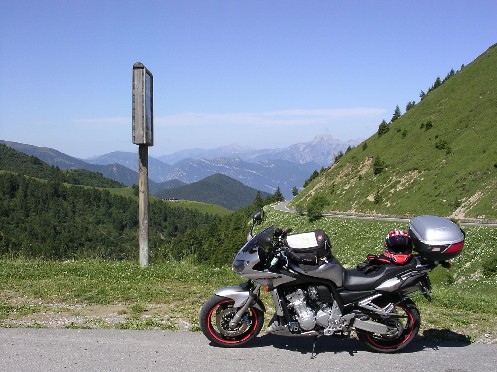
[1,1,495,159]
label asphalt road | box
[1,329,496,372]
[272,201,497,227]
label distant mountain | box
[165,157,318,199]
[0,140,140,187]
[157,134,359,167]
[86,151,173,182]
[249,135,361,165]
[83,134,357,198]
[1,140,90,169]
[158,144,254,165]
[156,173,271,211]
[1,134,359,199]
[0,144,124,188]
[156,179,187,190]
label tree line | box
[0,173,216,260]
[0,172,281,265]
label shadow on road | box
[209,329,471,357]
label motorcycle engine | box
[285,286,334,331]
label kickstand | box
[311,335,320,359]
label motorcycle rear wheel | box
[357,298,420,353]
[199,295,264,347]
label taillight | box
[443,241,464,254]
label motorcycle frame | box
[215,258,435,336]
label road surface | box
[273,201,497,227]
[1,329,496,371]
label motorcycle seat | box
[343,259,417,291]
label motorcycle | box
[199,210,465,353]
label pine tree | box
[377,120,389,136]
[273,187,284,202]
[391,105,401,122]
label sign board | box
[132,62,154,146]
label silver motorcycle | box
[199,210,465,353]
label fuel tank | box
[293,257,344,287]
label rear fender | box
[214,285,265,312]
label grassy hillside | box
[292,44,497,220]
[162,199,232,217]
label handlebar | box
[270,227,318,267]
[284,249,318,265]
[274,228,293,238]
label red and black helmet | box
[384,230,413,264]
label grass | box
[0,259,236,331]
[292,44,497,220]
[108,187,233,217]
[1,208,496,342]
[161,199,232,216]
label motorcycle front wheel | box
[199,295,264,347]
[357,298,420,353]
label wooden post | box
[132,62,153,268]
[138,144,149,268]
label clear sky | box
[1,0,495,159]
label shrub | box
[373,157,386,175]
[435,139,452,154]
[377,120,389,136]
[373,190,383,204]
[482,255,497,277]
[306,195,328,222]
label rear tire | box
[199,295,264,347]
[357,298,420,353]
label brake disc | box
[216,307,250,337]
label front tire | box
[199,295,264,347]
[357,299,420,353]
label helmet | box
[384,230,413,264]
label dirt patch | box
[359,157,373,175]
[388,170,421,193]
[450,191,485,220]
[0,299,192,330]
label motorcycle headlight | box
[233,260,249,274]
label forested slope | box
[0,172,217,259]
[0,144,123,188]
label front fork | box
[214,281,265,328]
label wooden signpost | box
[132,62,153,268]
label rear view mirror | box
[253,210,264,224]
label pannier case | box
[408,215,465,261]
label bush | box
[373,190,383,204]
[306,195,328,222]
[377,120,389,136]
[482,255,497,277]
[435,139,452,154]
[373,157,386,175]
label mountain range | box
[1,134,358,198]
